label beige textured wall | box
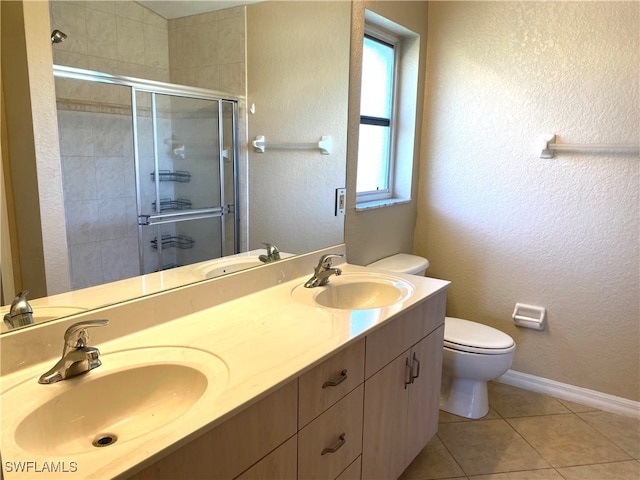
[345,0,428,266]
[1,0,70,297]
[416,2,639,401]
[246,1,349,254]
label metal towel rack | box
[251,135,332,155]
[539,134,640,158]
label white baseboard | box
[496,370,640,419]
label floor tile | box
[577,411,640,459]
[437,419,551,476]
[556,460,640,479]
[399,435,465,480]
[488,383,571,418]
[469,469,564,479]
[439,407,501,424]
[507,414,631,467]
[555,398,599,414]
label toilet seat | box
[444,317,515,355]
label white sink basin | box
[292,272,413,310]
[202,259,264,278]
[2,347,228,456]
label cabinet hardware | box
[322,369,348,388]
[411,352,421,383]
[321,433,346,455]
[404,357,413,389]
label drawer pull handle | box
[404,357,413,389]
[322,369,348,388]
[321,433,346,455]
[411,352,421,383]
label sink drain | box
[92,433,118,448]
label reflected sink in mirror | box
[1,306,87,333]
[193,250,295,279]
[292,271,414,310]
[2,347,229,456]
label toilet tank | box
[367,254,430,276]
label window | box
[355,12,420,211]
[356,29,398,202]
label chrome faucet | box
[38,319,109,384]
[304,254,344,288]
[3,291,34,329]
[259,243,281,263]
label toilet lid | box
[444,317,515,353]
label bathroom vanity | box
[0,246,449,480]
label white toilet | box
[368,253,516,419]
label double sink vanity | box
[0,245,449,479]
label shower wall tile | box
[218,14,245,65]
[50,1,88,56]
[55,77,92,102]
[95,157,130,199]
[86,2,117,15]
[92,114,128,156]
[85,8,118,60]
[116,16,146,65]
[69,242,104,289]
[65,200,101,245]
[62,156,97,201]
[57,111,94,156]
[144,24,170,69]
[101,236,140,283]
[116,1,147,23]
[98,197,129,240]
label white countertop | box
[0,263,449,479]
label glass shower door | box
[135,91,237,274]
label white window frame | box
[356,24,401,204]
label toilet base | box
[440,377,489,419]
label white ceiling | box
[136,1,261,20]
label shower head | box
[51,30,67,44]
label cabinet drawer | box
[299,338,365,428]
[298,384,364,480]
[366,291,446,378]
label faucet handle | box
[319,253,344,268]
[63,320,109,356]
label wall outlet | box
[335,188,346,216]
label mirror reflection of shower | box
[50,29,67,44]
[54,67,240,290]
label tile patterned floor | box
[400,382,640,480]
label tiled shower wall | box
[49,0,245,289]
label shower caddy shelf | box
[152,198,193,211]
[150,234,195,250]
[151,170,192,182]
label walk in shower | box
[54,65,239,289]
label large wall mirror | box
[0,0,350,332]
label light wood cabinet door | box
[298,338,365,428]
[234,436,297,480]
[405,325,445,465]
[298,384,364,480]
[361,352,410,480]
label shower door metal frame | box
[52,65,241,273]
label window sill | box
[355,197,411,212]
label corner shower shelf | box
[150,170,192,182]
[150,234,195,250]
[152,198,193,211]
